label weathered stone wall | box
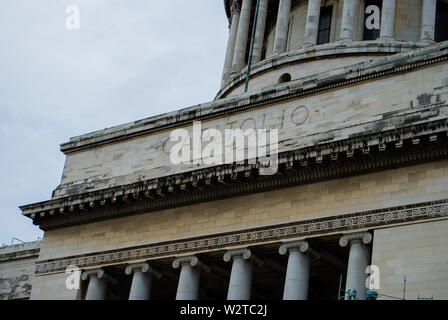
[0,242,40,300]
[30,272,81,300]
[372,219,448,300]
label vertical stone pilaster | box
[304,0,322,46]
[380,0,397,40]
[231,0,253,74]
[81,268,116,300]
[252,0,269,64]
[125,263,162,300]
[340,0,358,41]
[339,232,373,300]
[421,0,437,42]
[173,256,211,300]
[221,0,242,88]
[224,248,263,300]
[273,0,292,55]
[279,240,318,300]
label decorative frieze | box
[33,199,448,276]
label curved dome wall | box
[217,0,448,99]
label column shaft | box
[227,257,253,300]
[86,277,108,300]
[129,272,153,300]
[345,241,370,300]
[340,0,357,41]
[421,0,437,42]
[304,0,322,46]
[252,0,269,64]
[380,0,396,39]
[273,0,292,54]
[221,2,241,88]
[176,265,201,300]
[231,0,253,74]
[283,250,310,300]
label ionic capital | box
[279,240,320,258]
[172,255,211,272]
[223,248,263,266]
[125,262,162,279]
[81,268,116,284]
[339,232,373,247]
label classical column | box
[340,0,358,41]
[380,0,397,40]
[339,232,373,300]
[221,0,241,88]
[172,255,211,300]
[231,0,253,74]
[304,0,322,46]
[421,0,437,42]
[279,240,318,300]
[252,0,269,64]
[125,262,162,300]
[224,248,262,300]
[81,268,116,300]
[273,0,292,55]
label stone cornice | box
[33,199,448,276]
[20,114,448,230]
[59,41,448,154]
[0,241,41,262]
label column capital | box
[279,240,320,258]
[125,262,162,279]
[81,268,117,284]
[172,255,211,272]
[339,232,372,247]
[223,248,263,266]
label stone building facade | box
[15,0,448,300]
[0,242,40,300]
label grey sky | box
[0,0,228,244]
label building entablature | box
[32,199,448,276]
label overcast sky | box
[0,0,228,245]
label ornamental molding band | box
[34,199,448,276]
[20,112,448,230]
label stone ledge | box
[0,241,41,262]
[216,40,430,99]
